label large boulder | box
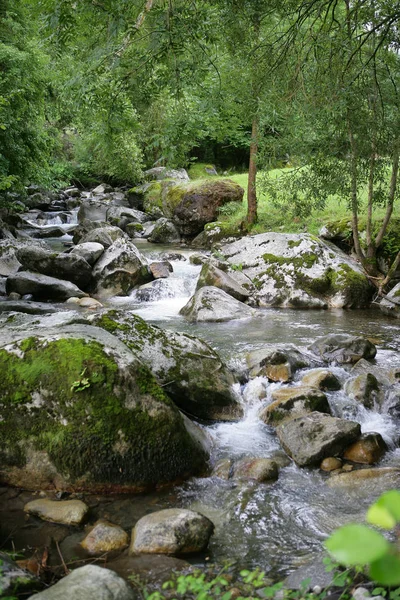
[309,334,377,364]
[180,286,255,322]
[89,310,242,421]
[92,239,151,297]
[0,325,208,491]
[74,222,127,247]
[220,233,374,308]
[29,565,134,600]
[106,206,149,230]
[172,179,244,237]
[6,271,86,301]
[78,199,108,222]
[276,412,361,466]
[144,167,190,182]
[15,246,93,290]
[380,282,400,319]
[130,509,213,555]
[70,242,105,266]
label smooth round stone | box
[320,457,342,472]
[81,520,129,555]
[77,297,103,309]
[233,458,279,483]
[301,369,341,391]
[24,499,89,526]
[130,508,214,555]
[343,433,387,464]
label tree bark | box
[247,118,258,225]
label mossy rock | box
[89,310,242,422]
[0,325,207,492]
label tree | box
[265,0,400,290]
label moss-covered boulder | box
[89,310,242,422]
[380,282,400,319]
[0,325,208,492]
[173,179,244,237]
[220,233,374,308]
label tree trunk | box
[247,118,258,225]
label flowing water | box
[3,227,400,577]
[104,240,400,575]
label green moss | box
[0,336,205,487]
[287,240,302,248]
[262,251,318,269]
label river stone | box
[212,458,233,480]
[105,553,189,585]
[29,565,134,600]
[379,282,400,319]
[0,551,40,597]
[148,218,181,243]
[320,457,342,471]
[344,373,381,409]
[260,386,331,426]
[93,183,114,194]
[130,509,214,555]
[106,206,149,230]
[0,324,207,491]
[88,310,242,421]
[81,520,129,555]
[276,412,361,466]
[70,242,105,266]
[220,233,373,308]
[93,238,151,297]
[308,334,377,363]
[149,261,173,279]
[78,199,109,223]
[78,225,127,248]
[284,557,334,591]
[301,369,341,391]
[15,246,93,290]
[351,358,398,386]
[196,261,250,302]
[384,388,400,419]
[328,467,400,487]
[24,499,89,525]
[233,458,278,482]
[0,300,57,314]
[145,167,190,182]
[343,433,388,464]
[173,179,244,237]
[6,271,86,301]
[180,286,254,322]
[247,346,312,382]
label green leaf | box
[370,555,400,586]
[367,491,400,530]
[325,525,390,566]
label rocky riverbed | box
[1,174,400,598]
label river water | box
[104,240,400,576]
[3,230,400,578]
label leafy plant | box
[325,490,400,586]
[70,368,91,393]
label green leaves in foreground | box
[325,491,400,586]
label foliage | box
[325,490,400,586]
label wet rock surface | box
[180,286,255,322]
[24,499,89,526]
[308,334,377,363]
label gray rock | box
[0,300,57,314]
[88,310,242,422]
[149,261,173,279]
[220,233,373,308]
[24,499,89,526]
[148,218,181,243]
[29,565,134,600]
[233,458,278,482]
[78,199,109,223]
[92,183,114,194]
[309,334,377,363]
[0,551,40,597]
[6,271,86,301]
[276,412,361,466]
[70,242,105,266]
[344,373,381,409]
[15,246,93,290]
[106,206,149,229]
[29,225,70,239]
[380,282,400,319]
[180,286,255,322]
[130,509,214,555]
[196,261,250,301]
[247,346,313,382]
[284,557,334,591]
[144,167,190,182]
[93,238,151,297]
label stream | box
[1,217,400,581]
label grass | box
[190,165,396,236]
